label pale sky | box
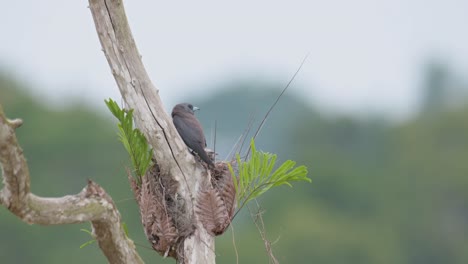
[1,0,468,119]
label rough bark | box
[88,0,215,263]
[0,104,143,264]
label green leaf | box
[232,138,311,212]
[105,98,153,185]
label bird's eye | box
[188,104,193,110]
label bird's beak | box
[193,106,200,111]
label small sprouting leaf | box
[122,222,129,237]
[80,228,93,236]
[79,239,96,249]
[79,228,96,249]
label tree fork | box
[0,104,144,264]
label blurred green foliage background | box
[1,62,468,264]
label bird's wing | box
[173,114,213,166]
[173,115,206,148]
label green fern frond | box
[105,99,153,184]
[229,138,311,211]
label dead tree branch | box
[88,0,215,263]
[0,104,143,264]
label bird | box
[172,103,214,167]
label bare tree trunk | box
[88,0,216,263]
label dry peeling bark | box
[0,105,143,264]
[197,163,237,236]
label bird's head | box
[172,103,200,116]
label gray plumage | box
[172,103,214,167]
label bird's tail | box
[199,149,214,168]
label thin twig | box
[245,53,310,160]
[238,113,256,158]
[134,241,158,251]
[115,197,136,203]
[225,134,243,161]
[248,201,279,264]
[230,224,239,264]
[232,178,292,220]
[213,120,217,163]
